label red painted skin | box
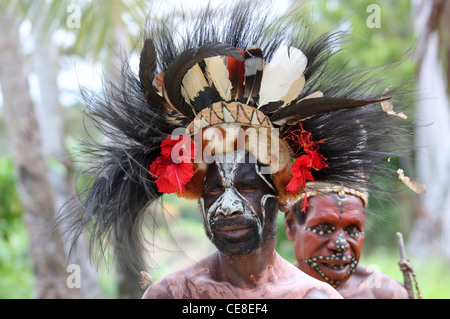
[143,160,342,299]
[285,194,409,299]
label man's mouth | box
[215,225,252,239]
[321,262,349,271]
[317,256,352,271]
[300,255,358,287]
[210,216,257,241]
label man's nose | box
[215,189,244,218]
[326,230,349,253]
[217,209,242,218]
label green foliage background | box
[0,158,33,298]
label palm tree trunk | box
[31,16,104,299]
[0,13,82,299]
[408,0,450,258]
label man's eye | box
[345,225,364,237]
[304,223,336,235]
[236,184,258,193]
[207,186,224,195]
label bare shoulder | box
[142,255,213,299]
[372,269,408,299]
[282,257,342,299]
[301,275,343,299]
[142,276,177,299]
[346,265,408,299]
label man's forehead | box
[214,150,256,167]
[203,151,271,185]
[305,195,365,224]
[207,159,260,184]
[214,150,248,180]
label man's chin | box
[299,256,358,287]
[212,229,261,256]
[318,262,352,282]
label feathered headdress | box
[58,2,411,272]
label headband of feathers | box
[58,2,410,272]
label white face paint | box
[260,193,277,230]
[200,150,257,238]
[199,151,278,252]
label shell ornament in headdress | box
[59,2,411,272]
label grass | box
[360,247,450,299]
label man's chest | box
[185,278,301,299]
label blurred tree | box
[0,0,151,298]
[0,3,82,298]
[5,0,105,298]
[26,1,73,225]
[408,0,450,259]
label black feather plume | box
[163,42,243,119]
[296,103,411,198]
[138,38,164,108]
[139,38,157,93]
[271,96,390,125]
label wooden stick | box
[396,232,415,299]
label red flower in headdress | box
[286,151,323,191]
[284,123,328,212]
[286,150,328,210]
[149,135,197,195]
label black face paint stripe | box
[255,162,276,193]
[333,194,344,220]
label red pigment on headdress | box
[227,49,245,97]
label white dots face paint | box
[299,254,359,288]
[334,231,348,253]
[304,225,336,235]
[345,230,364,237]
[297,195,365,287]
[303,226,364,238]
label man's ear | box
[284,211,297,241]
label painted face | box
[199,150,278,256]
[287,194,365,287]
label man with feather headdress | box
[284,184,409,298]
[58,2,410,299]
